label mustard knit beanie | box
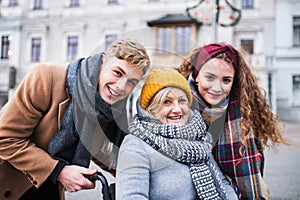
[140,68,193,109]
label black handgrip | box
[84,173,100,182]
[84,172,113,200]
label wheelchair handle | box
[84,172,113,200]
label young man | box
[0,38,150,200]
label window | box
[31,37,41,62]
[1,36,10,59]
[67,36,78,61]
[293,16,300,47]
[8,0,18,7]
[241,39,254,55]
[0,91,8,110]
[108,0,118,4]
[268,73,272,106]
[70,0,80,7]
[147,14,195,55]
[105,34,117,50]
[156,26,191,54]
[33,0,43,10]
[242,0,254,9]
[293,75,300,106]
[176,26,191,53]
[157,28,172,53]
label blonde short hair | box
[146,87,181,118]
[105,39,151,74]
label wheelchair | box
[85,172,115,200]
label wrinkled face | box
[98,57,144,105]
[195,58,235,106]
[153,88,190,125]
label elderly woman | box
[116,68,238,200]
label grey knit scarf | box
[48,53,126,168]
[129,111,228,200]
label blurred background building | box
[0,0,299,121]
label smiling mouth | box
[167,116,182,120]
[108,86,121,97]
[208,92,223,98]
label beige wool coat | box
[0,62,70,200]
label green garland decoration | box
[186,0,241,27]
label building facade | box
[0,0,299,121]
[274,0,300,121]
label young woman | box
[116,68,238,199]
[177,43,290,199]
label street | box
[264,121,300,200]
[66,121,300,200]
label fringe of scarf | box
[188,75,266,199]
[129,111,228,200]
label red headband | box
[192,43,238,79]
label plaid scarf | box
[189,76,266,199]
[129,111,228,200]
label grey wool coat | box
[116,134,238,200]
